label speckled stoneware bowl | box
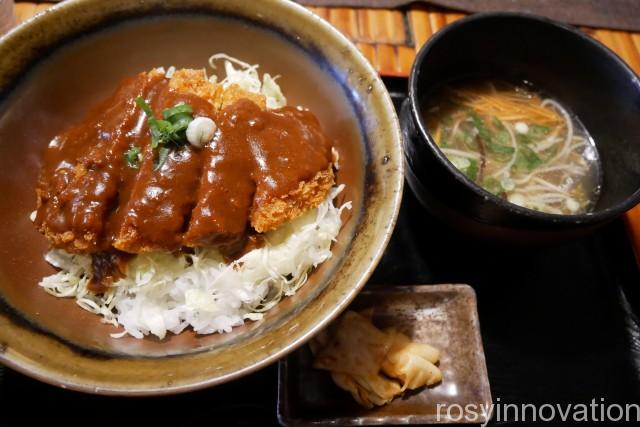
[0,0,403,394]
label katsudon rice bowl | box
[36,55,351,340]
[0,0,402,394]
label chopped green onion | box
[467,109,492,143]
[467,109,514,156]
[135,96,155,118]
[151,119,175,148]
[154,146,170,171]
[448,156,478,181]
[483,177,502,195]
[135,96,194,171]
[516,133,533,145]
[465,158,479,181]
[162,103,193,120]
[513,143,543,172]
[167,112,193,132]
[125,146,141,169]
[528,124,550,139]
[489,141,515,155]
[492,117,511,146]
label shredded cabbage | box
[39,187,350,339]
[208,53,287,109]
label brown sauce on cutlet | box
[35,73,333,258]
[110,77,214,253]
[184,99,332,246]
[34,72,153,252]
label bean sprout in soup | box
[423,80,601,215]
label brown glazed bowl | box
[0,0,403,394]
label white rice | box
[40,186,350,339]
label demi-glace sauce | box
[34,73,332,258]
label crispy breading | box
[113,226,155,253]
[169,69,266,111]
[168,69,222,105]
[218,84,266,110]
[37,218,96,252]
[250,167,335,233]
[36,163,99,253]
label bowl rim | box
[0,0,404,394]
[408,11,640,225]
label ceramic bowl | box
[0,0,403,394]
[401,13,640,242]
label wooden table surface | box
[11,1,640,262]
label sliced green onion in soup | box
[448,155,478,181]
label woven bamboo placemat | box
[11,2,640,260]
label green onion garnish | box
[135,97,194,170]
[125,146,141,169]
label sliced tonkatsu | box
[35,68,335,262]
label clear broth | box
[423,80,601,215]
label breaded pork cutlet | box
[169,69,334,235]
[35,67,335,256]
[34,72,155,253]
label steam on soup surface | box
[423,80,601,215]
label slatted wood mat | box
[11,2,640,260]
[14,3,640,87]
